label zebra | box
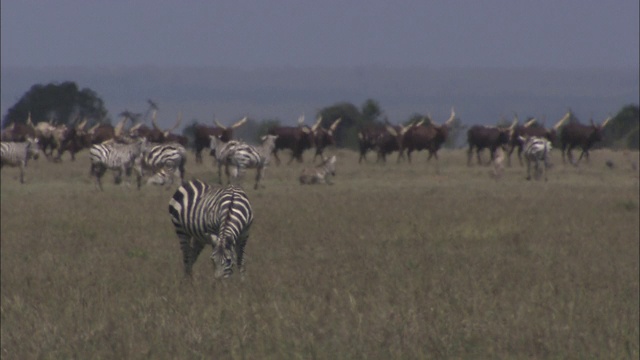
[225,134,278,189]
[520,136,553,181]
[0,137,40,183]
[168,180,253,279]
[209,135,240,184]
[89,138,147,190]
[135,142,187,189]
[299,155,337,185]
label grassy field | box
[1,147,639,359]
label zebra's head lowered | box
[210,234,237,278]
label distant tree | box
[318,102,362,149]
[256,118,281,139]
[601,104,639,149]
[360,98,383,126]
[182,119,199,150]
[3,81,109,128]
[233,117,262,144]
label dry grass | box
[2,148,639,359]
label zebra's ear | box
[329,155,336,164]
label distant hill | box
[1,66,638,129]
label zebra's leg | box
[517,145,524,166]
[272,150,281,166]
[91,163,107,191]
[19,162,25,184]
[215,161,223,184]
[235,233,250,277]
[254,166,263,190]
[180,235,204,278]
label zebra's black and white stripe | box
[299,155,337,185]
[168,180,254,279]
[89,138,146,190]
[209,135,240,184]
[136,142,187,188]
[520,136,552,181]
[225,134,278,189]
[0,138,40,183]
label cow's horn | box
[553,112,570,130]
[601,115,613,129]
[444,107,456,126]
[167,113,182,133]
[152,112,161,130]
[524,118,537,127]
[87,122,100,134]
[232,116,247,129]
[330,118,342,132]
[312,116,322,132]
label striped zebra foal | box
[520,136,553,181]
[89,138,146,190]
[0,137,40,183]
[225,134,278,189]
[168,180,254,279]
[137,142,187,189]
[299,155,337,185]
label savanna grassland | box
[1,147,639,359]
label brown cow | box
[268,116,315,165]
[376,121,417,163]
[357,124,387,164]
[466,120,515,166]
[400,108,456,172]
[560,114,612,165]
[311,117,342,162]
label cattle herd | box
[0,108,620,187]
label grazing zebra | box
[136,142,187,189]
[209,135,240,184]
[520,136,553,181]
[225,134,278,189]
[89,138,146,190]
[0,138,40,183]
[168,180,254,279]
[299,155,337,185]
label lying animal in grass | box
[299,155,336,185]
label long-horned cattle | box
[58,116,126,161]
[401,107,457,172]
[466,120,515,166]
[357,124,387,163]
[1,113,36,142]
[507,112,567,167]
[267,115,315,165]
[376,121,418,163]
[193,116,247,164]
[559,114,612,166]
[128,108,186,145]
[311,117,342,162]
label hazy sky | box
[2,1,638,69]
